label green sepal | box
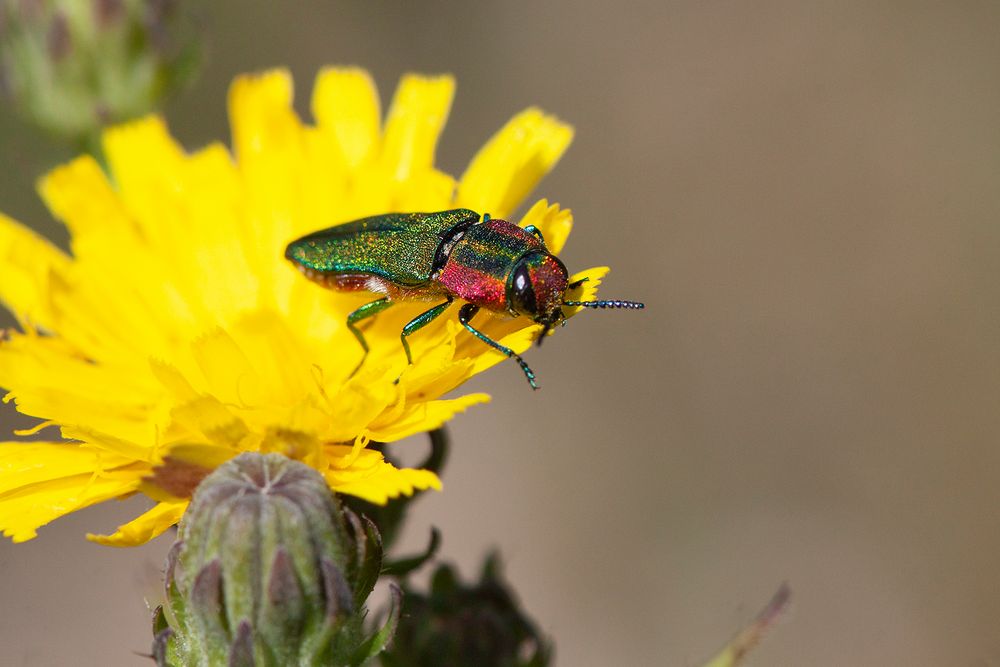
[228,622,255,667]
[382,526,441,578]
[349,583,402,665]
[344,509,383,608]
[151,606,174,667]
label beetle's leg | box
[346,297,395,375]
[522,225,546,246]
[400,297,454,365]
[567,276,590,290]
[458,303,538,390]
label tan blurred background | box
[3,1,1000,664]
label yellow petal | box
[323,379,399,442]
[38,146,205,358]
[225,311,315,403]
[59,427,157,464]
[368,393,490,442]
[87,500,188,547]
[456,108,573,218]
[562,266,610,317]
[36,155,139,257]
[0,441,133,494]
[188,327,259,404]
[312,67,381,169]
[172,142,260,323]
[148,358,198,403]
[399,322,478,400]
[101,117,189,252]
[328,453,441,505]
[229,69,299,163]
[0,212,71,329]
[0,334,162,448]
[102,115,185,189]
[228,69,305,308]
[518,199,574,255]
[0,443,140,542]
[101,121,244,333]
[380,74,455,181]
[166,396,250,450]
[394,169,457,211]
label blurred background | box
[2,1,1000,664]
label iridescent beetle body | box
[285,208,643,388]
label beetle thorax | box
[437,220,545,312]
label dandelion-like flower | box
[0,67,608,546]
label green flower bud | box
[153,452,399,667]
[0,0,198,144]
[382,554,552,667]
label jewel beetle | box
[285,208,643,389]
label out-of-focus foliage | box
[0,0,198,146]
[381,554,551,667]
[700,585,791,667]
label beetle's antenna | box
[562,299,645,310]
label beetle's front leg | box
[400,297,454,365]
[458,303,539,390]
[523,225,546,246]
[346,297,395,376]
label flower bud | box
[382,554,551,667]
[0,0,198,143]
[153,452,399,667]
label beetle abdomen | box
[295,265,441,301]
[286,209,480,287]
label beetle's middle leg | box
[346,297,395,375]
[400,297,454,365]
[458,303,539,390]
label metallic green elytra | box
[285,209,644,389]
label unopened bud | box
[0,0,199,143]
[153,452,399,667]
[382,554,551,667]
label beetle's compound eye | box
[508,252,569,321]
[509,259,538,316]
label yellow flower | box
[0,67,608,546]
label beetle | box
[285,208,643,389]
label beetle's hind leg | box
[458,303,539,390]
[400,297,454,366]
[346,297,395,376]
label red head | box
[506,252,569,339]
